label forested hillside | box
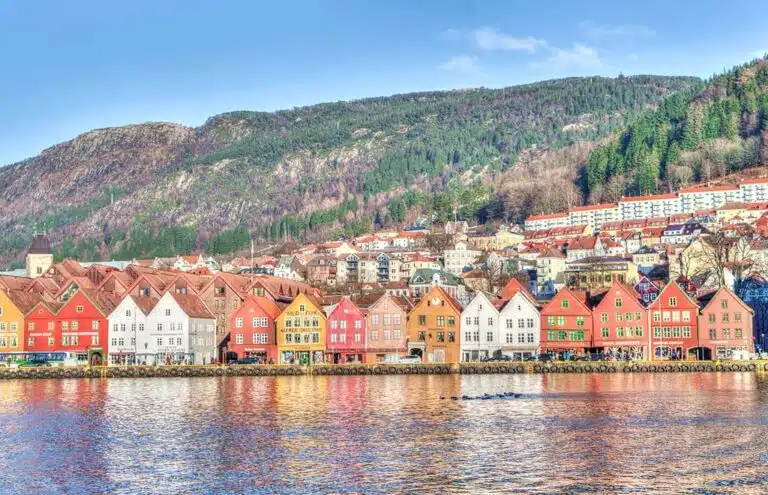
[585,58,768,203]
[0,75,699,266]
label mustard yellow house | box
[0,290,40,356]
[276,293,326,365]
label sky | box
[1,0,767,165]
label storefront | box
[280,350,324,365]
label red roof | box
[620,193,678,203]
[570,203,617,212]
[741,177,768,185]
[172,293,214,319]
[679,185,739,193]
[526,212,568,221]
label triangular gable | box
[700,286,754,314]
[414,285,463,314]
[649,282,700,310]
[463,292,500,315]
[541,287,591,315]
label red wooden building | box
[592,280,650,360]
[227,295,281,363]
[326,296,367,363]
[633,276,660,306]
[25,289,119,365]
[648,282,699,360]
[540,288,594,358]
[697,287,754,360]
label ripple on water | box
[1,373,768,493]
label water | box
[2,374,768,494]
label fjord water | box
[1,374,767,494]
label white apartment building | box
[460,292,501,362]
[524,212,569,231]
[679,185,742,212]
[618,194,681,220]
[443,241,482,276]
[567,204,619,231]
[740,178,768,203]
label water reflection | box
[1,374,768,493]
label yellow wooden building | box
[0,290,40,356]
[275,293,327,365]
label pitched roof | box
[619,193,678,203]
[130,295,159,315]
[567,236,598,250]
[0,275,33,291]
[172,293,214,319]
[26,234,52,255]
[80,289,122,317]
[4,289,44,314]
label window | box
[71,321,78,330]
[663,327,671,338]
[48,336,54,346]
[615,298,623,308]
[486,331,493,342]
[28,322,36,331]
[394,314,401,325]
[576,317,584,327]
[139,324,144,332]
[120,324,126,332]
[601,313,608,322]
[354,320,362,329]
[653,311,661,322]
[111,338,117,346]
[518,333,525,343]
[285,334,293,344]
[708,313,715,323]
[616,313,623,322]
[473,317,480,326]
[299,304,305,312]
[236,333,243,344]
[547,330,556,341]
[76,305,83,313]
[436,332,445,343]
[354,333,361,343]
[711,328,721,340]
[330,333,338,343]
[561,299,569,308]
[518,318,525,328]
[735,312,742,322]
[635,312,642,321]
[488,317,494,326]
[723,328,730,339]
[340,320,347,330]
[527,333,534,343]
[394,329,401,339]
[418,331,425,341]
[48,321,54,331]
[557,316,565,326]
[663,311,671,322]
[736,328,743,339]
[418,315,426,326]
[372,314,380,325]
[235,317,243,328]
[118,338,125,347]
[527,318,534,328]
[157,323,163,332]
[506,333,514,343]
[130,338,135,346]
[62,321,69,330]
[617,327,624,337]
[448,317,455,327]
[157,338,163,346]
[62,335,69,346]
[683,328,691,338]
[721,299,728,310]
[673,327,681,338]
[331,320,338,330]
[602,328,609,338]
[547,316,555,326]
[722,313,729,323]
[303,334,311,344]
[669,297,677,307]
[436,316,445,327]
[165,309,171,316]
[448,332,456,343]
[672,312,680,322]
[636,327,643,337]
[28,336,34,346]
[625,312,632,321]
[473,332,480,342]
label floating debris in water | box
[443,392,522,401]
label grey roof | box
[26,234,52,255]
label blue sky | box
[1,0,767,165]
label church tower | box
[25,234,54,279]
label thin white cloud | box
[439,55,480,73]
[441,28,462,41]
[580,21,656,39]
[471,27,547,53]
[532,44,602,70]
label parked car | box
[578,353,605,362]
[17,358,50,368]
[525,354,554,363]
[231,357,261,365]
[482,355,512,362]
[398,355,422,364]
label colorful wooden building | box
[276,293,326,365]
[648,282,699,360]
[325,296,367,363]
[539,288,594,357]
[697,287,754,360]
[406,285,462,363]
[228,295,281,363]
[592,280,650,360]
[353,292,409,363]
[0,290,40,356]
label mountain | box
[0,75,700,266]
[585,58,768,203]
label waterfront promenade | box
[1,360,767,379]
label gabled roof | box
[26,234,53,255]
[0,275,33,292]
[414,285,463,313]
[78,289,122,317]
[648,282,700,309]
[3,289,45,314]
[697,286,754,313]
[53,276,97,299]
[567,236,598,250]
[172,293,214,319]
[129,295,160,315]
[541,287,592,315]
